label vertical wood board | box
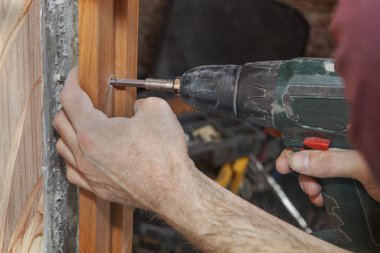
[78,0,139,252]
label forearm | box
[156,157,347,253]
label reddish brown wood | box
[78,0,139,252]
[112,1,139,252]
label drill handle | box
[288,144,380,252]
[317,177,380,252]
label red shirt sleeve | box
[330,0,380,180]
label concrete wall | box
[41,0,78,252]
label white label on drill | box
[324,62,335,72]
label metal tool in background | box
[112,58,380,252]
[215,157,250,194]
[177,112,264,168]
[214,153,312,234]
[248,154,312,233]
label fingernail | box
[286,150,293,158]
[300,182,305,192]
[289,152,310,172]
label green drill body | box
[274,58,349,149]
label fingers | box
[66,164,92,191]
[277,150,325,207]
[299,175,323,207]
[56,137,93,192]
[288,149,367,180]
[298,175,322,198]
[56,138,77,167]
[309,194,324,207]
[276,149,293,174]
[60,67,107,131]
[299,175,324,207]
[133,97,172,117]
[133,99,144,115]
[277,148,369,207]
[53,110,81,156]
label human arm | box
[53,68,346,253]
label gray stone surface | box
[41,0,78,252]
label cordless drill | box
[111,58,380,252]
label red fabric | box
[330,0,380,180]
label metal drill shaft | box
[110,77,181,95]
[110,78,146,88]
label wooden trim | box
[78,0,139,252]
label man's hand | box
[276,149,380,206]
[53,67,191,211]
[54,68,346,252]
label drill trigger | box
[303,137,331,151]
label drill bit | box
[110,76,181,95]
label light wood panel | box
[78,0,139,252]
[0,0,43,252]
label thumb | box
[288,149,367,180]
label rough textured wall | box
[41,0,78,252]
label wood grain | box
[113,1,138,252]
[7,177,43,253]
[0,0,43,252]
[78,1,111,251]
[78,0,139,252]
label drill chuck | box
[179,62,282,128]
[178,65,241,117]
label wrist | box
[153,155,200,214]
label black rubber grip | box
[236,61,281,127]
[179,65,241,116]
[317,178,380,252]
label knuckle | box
[60,89,69,105]
[55,139,63,151]
[52,117,59,129]
[75,156,94,177]
[97,191,108,201]
[309,152,333,176]
[77,131,96,152]
[308,152,323,170]
[52,111,63,128]
[308,155,319,171]
[143,97,169,110]
[66,167,76,183]
[275,157,287,174]
[134,99,143,107]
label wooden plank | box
[78,0,139,252]
[78,0,112,252]
[113,1,138,252]
[0,0,43,252]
